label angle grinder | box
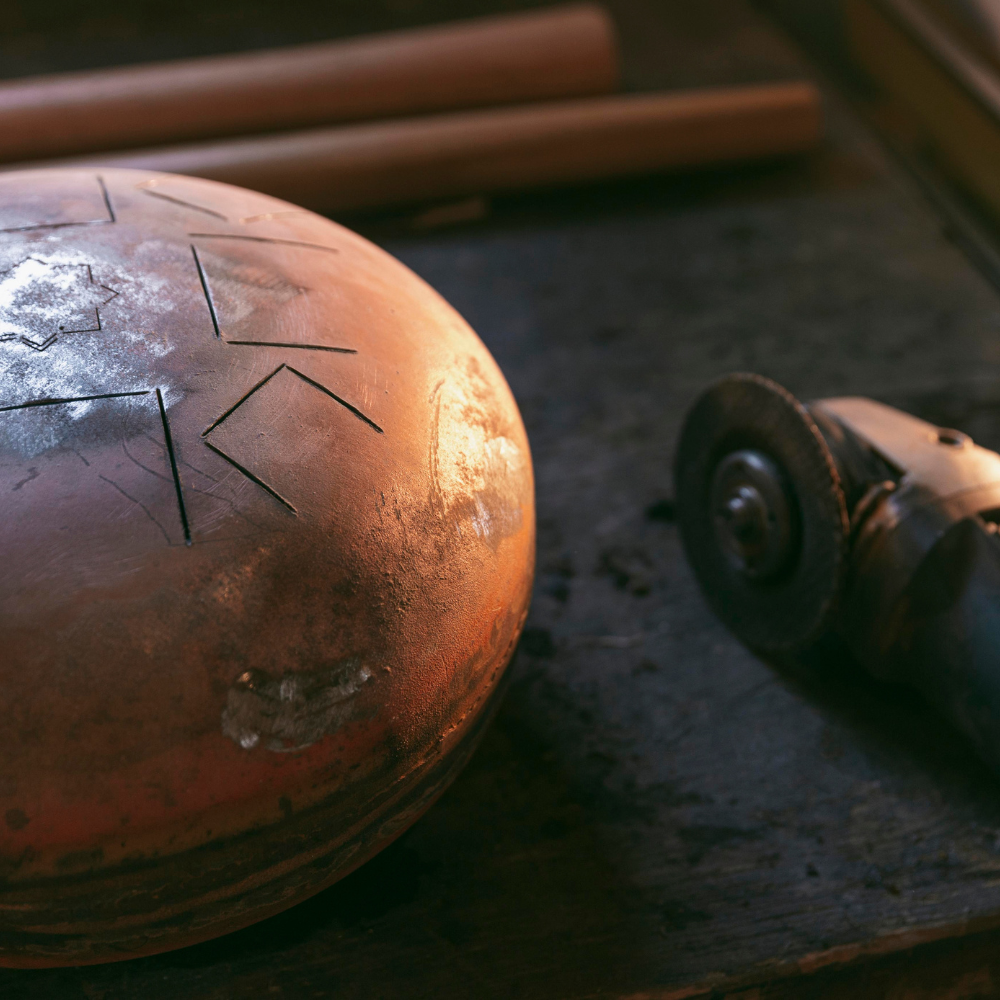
[0,168,534,966]
[676,373,1000,772]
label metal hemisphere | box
[0,168,535,966]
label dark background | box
[0,1,821,90]
[0,0,548,75]
[7,2,1000,997]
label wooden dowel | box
[60,83,822,215]
[0,4,618,164]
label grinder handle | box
[890,514,1000,771]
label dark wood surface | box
[8,1,1000,997]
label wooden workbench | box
[8,0,1000,996]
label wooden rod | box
[63,83,822,215]
[0,4,619,164]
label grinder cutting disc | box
[0,169,534,966]
[675,373,848,653]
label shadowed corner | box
[768,631,1000,805]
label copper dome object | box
[0,168,534,966]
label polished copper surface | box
[0,168,534,966]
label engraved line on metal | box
[0,176,119,233]
[285,365,383,433]
[20,334,59,352]
[191,245,221,338]
[16,262,118,349]
[140,187,228,220]
[226,342,357,353]
[203,439,297,513]
[157,388,192,546]
[1,260,118,350]
[96,175,116,223]
[0,390,150,413]
[84,262,120,320]
[188,233,340,254]
[0,220,110,234]
[201,365,288,437]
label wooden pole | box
[59,83,822,215]
[0,4,619,164]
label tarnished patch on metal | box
[222,659,372,753]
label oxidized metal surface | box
[0,168,534,966]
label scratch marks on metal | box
[0,389,191,548]
[428,359,527,549]
[98,473,172,545]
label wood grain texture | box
[56,83,822,214]
[0,4,618,163]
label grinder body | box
[676,374,1000,773]
[815,396,1000,767]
